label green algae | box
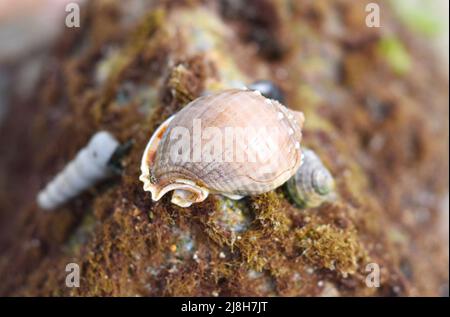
[378,37,412,75]
[390,0,444,37]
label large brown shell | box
[140,89,304,205]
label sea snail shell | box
[286,148,335,208]
[37,131,120,210]
[140,89,305,207]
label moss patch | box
[296,223,366,277]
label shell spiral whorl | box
[286,148,335,208]
[37,131,119,210]
[140,88,305,207]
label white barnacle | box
[37,131,120,210]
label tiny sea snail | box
[37,131,123,210]
[140,89,305,207]
[285,148,335,208]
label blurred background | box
[0,0,448,113]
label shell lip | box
[140,115,210,206]
[141,177,210,207]
[139,115,175,196]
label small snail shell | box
[140,89,305,207]
[37,131,120,210]
[286,148,335,208]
